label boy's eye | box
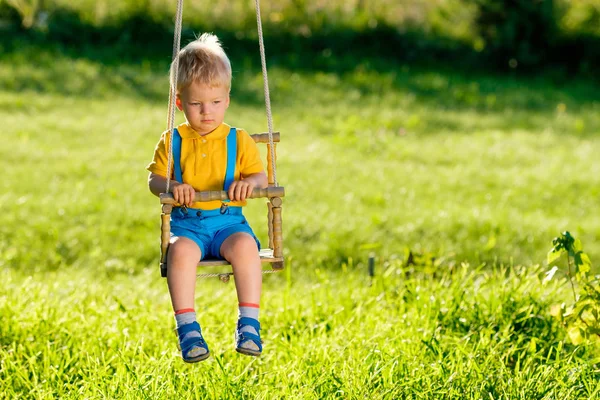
[213,101,221,104]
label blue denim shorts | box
[170,206,260,260]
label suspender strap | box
[223,128,237,202]
[172,128,183,184]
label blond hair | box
[170,33,232,92]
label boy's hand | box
[228,180,256,202]
[171,183,196,207]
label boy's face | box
[176,81,230,135]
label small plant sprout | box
[547,231,600,344]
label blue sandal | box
[235,317,263,356]
[177,321,210,363]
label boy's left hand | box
[228,180,255,202]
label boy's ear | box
[175,97,183,111]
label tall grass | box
[1,263,598,398]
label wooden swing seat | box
[159,249,284,278]
[159,133,285,279]
[196,249,283,267]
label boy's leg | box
[220,232,263,355]
[167,237,209,362]
[220,232,262,305]
[167,236,202,311]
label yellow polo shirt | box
[147,122,264,210]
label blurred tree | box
[5,0,45,28]
[474,0,560,67]
[0,0,597,72]
[561,0,600,36]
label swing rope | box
[198,269,280,282]
[165,0,185,195]
[164,0,278,195]
[254,0,278,187]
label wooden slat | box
[197,248,283,267]
[267,202,274,249]
[271,198,283,258]
[267,143,277,185]
[160,213,170,264]
[160,186,285,204]
[251,132,280,143]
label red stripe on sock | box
[174,308,195,315]
[239,302,260,308]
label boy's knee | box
[169,237,202,263]
[221,233,257,258]
[236,233,259,248]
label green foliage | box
[560,0,600,36]
[547,232,600,344]
[474,0,560,67]
[3,0,38,27]
[1,0,599,72]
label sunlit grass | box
[1,263,597,398]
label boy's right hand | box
[171,183,196,207]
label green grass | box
[1,265,599,398]
[1,42,600,398]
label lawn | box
[1,40,599,398]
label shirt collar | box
[177,122,230,140]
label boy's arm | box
[242,172,268,188]
[228,172,268,202]
[148,173,170,197]
[148,173,196,207]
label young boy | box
[146,33,267,362]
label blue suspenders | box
[223,129,237,203]
[172,129,183,185]
[171,127,237,202]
